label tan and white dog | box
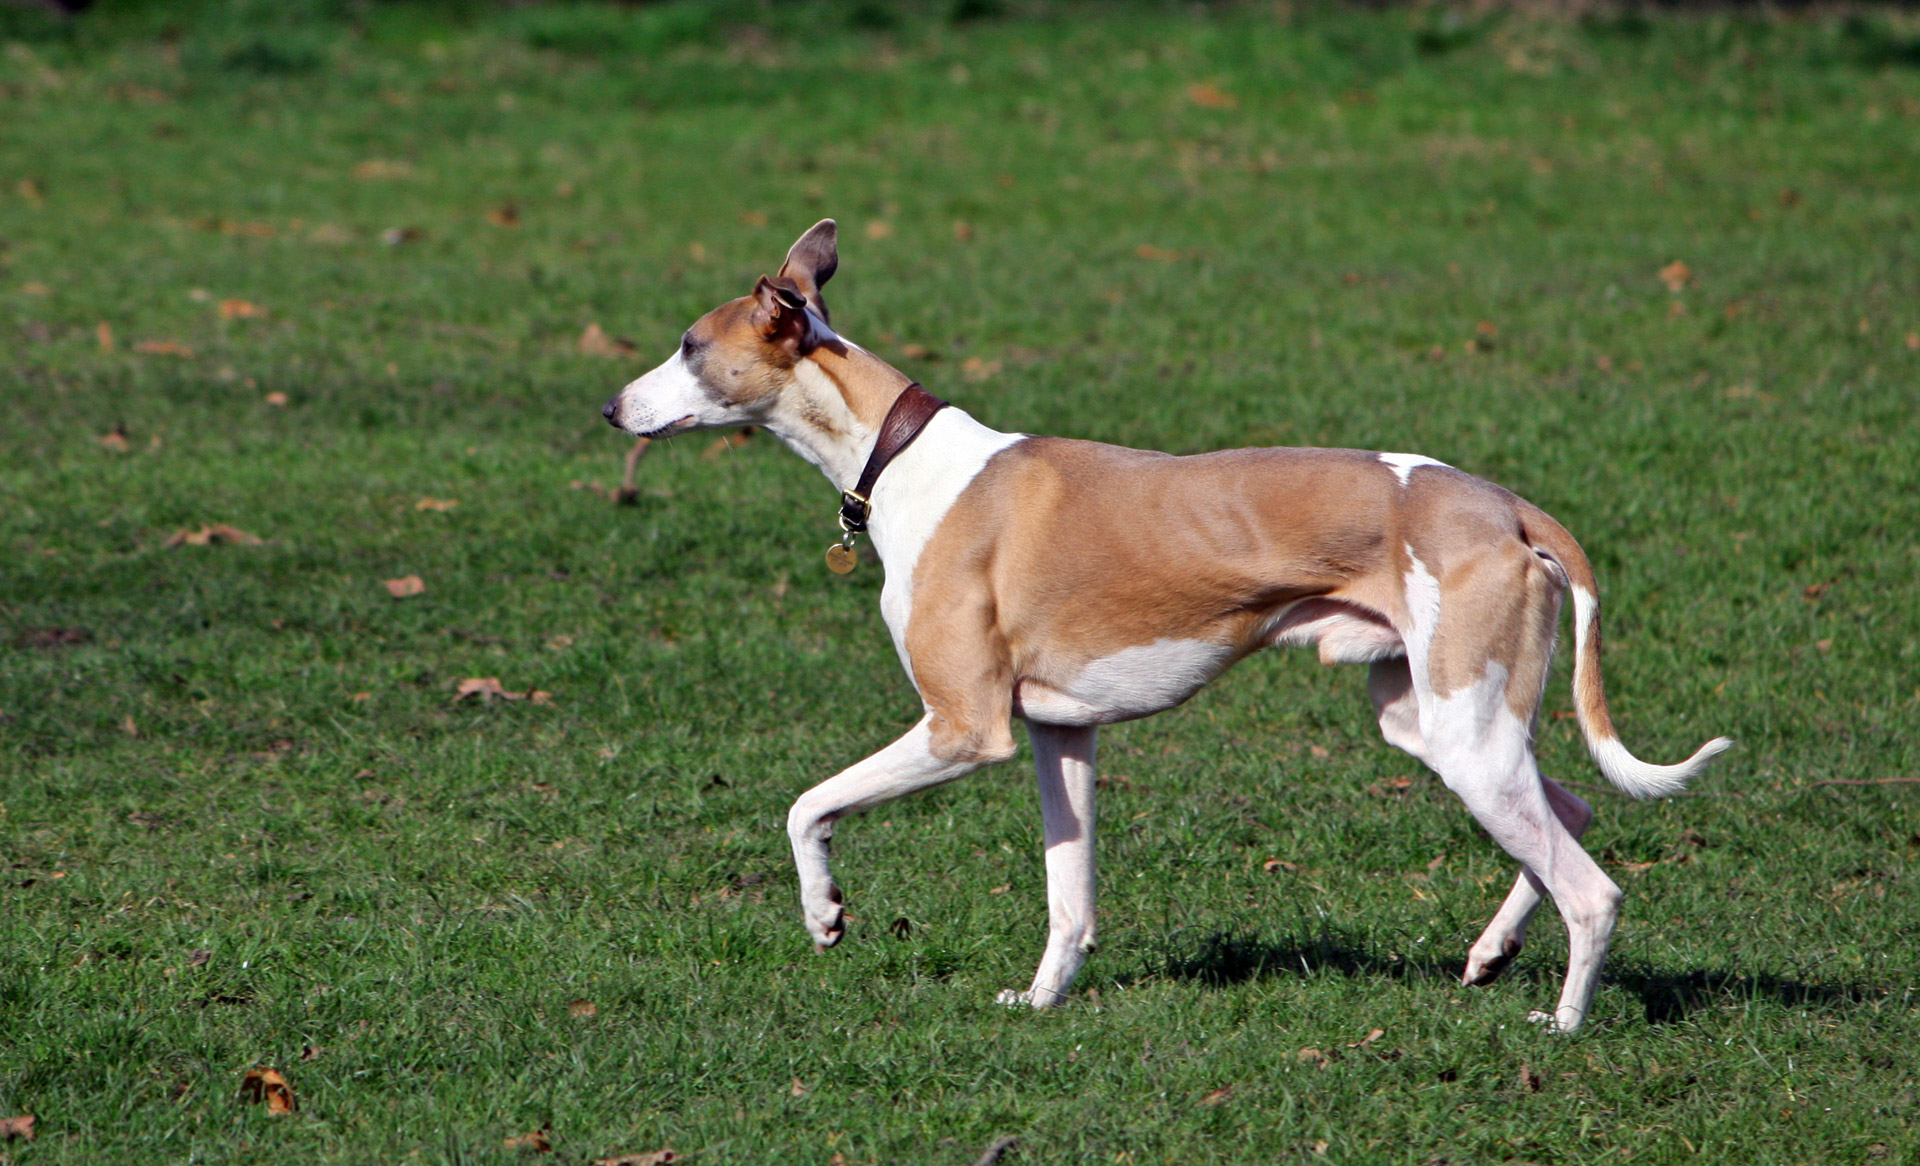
[602,220,1730,1031]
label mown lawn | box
[2,2,1918,1162]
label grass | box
[3,1,1919,1161]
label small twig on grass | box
[1807,778,1920,789]
[614,437,651,505]
[971,1135,1020,1166]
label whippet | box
[601,220,1730,1031]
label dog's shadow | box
[1126,927,1896,1024]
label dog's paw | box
[1526,1007,1583,1033]
[1462,937,1522,986]
[802,883,845,951]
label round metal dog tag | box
[825,542,858,574]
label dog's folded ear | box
[752,275,810,352]
[777,218,838,323]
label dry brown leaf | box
[488,202,521,228]
[187,947,211,966]
[1905,332,1919,351]
[1310,744,1330,759]
[790,1077,808,1098]
[1263,858,1301,874]
[100,425,131,452]
[1186,82,1238,110]
[350,692,372,703]
[21,281,50,296]
[961,356,1001,382]
[1200,1086,1233,1106]
[900,343,936,360]
[415,497,458,512]
[121,714,138,736]
[1136,243,1181,262]
[504,1127,552,1153]
[383,575,426,599]
[593,1152,677,1166]
[164,524,264,547]
[1297,1047,1330,1068]
[0,1114,34,1142]
[134,339,195,357]
[989,883,1011,894]
[579,323,638,358]
[865,220,893,240]
[238,1066,296,1114]
[454,677,517,702]
[568,999,598,1019]
[219,298,265,319]
[1519,1062,1544,1092]
[97,320,114,351]
[953,220,974,243]
[1348,1028,1385,1049]
[264,391,289,407]
[1658,261,1692,293]
[352,158,412,180]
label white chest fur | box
[864,408,1024,684]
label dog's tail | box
[1523,507,1732,799]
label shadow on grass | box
[1130,928,1902,1024]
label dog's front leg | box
[997,721,1099,1009]
[786,713,987,950]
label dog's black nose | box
[601,398,619,425]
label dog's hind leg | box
[786,713,998,951]
[1375,660,1600,993]
[999,722,1099,1009]
[1462,778,1593,986]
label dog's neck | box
[760,323,921,494]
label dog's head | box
[602,219,840,438]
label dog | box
[601,220,1731,1031]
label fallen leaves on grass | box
[187,947,210,966]
[0,1114,34,1142]
[1201,1086,1233,1106]
[164,523,264,547]
[1349,1028,1385,1049]
[488,202,521,229]
[128,811,169,830]
[1519,1063,1544,1092]
[865,220,893,240]
[218,298,265,319]
[504,1127,551,1153]
[579,323,638,358]
[134,338,195,357]
[1366,776,1414,797]
[264,391,289,406]
[1263,858,1302,874]
[100,424,131,452]
[1136,243,1183,262]
[18,626,91,650]
[381,226,424,246]
[1186,82,1238,109]
[352,158,412,180]
[121,714,138,736]
[452,677,552,705]
[97,321,114,351]
[415,497,458,511]
[961,356,1001,382]
[568,999,598,1019]
[382,575,426,599]
[790,1077,808,1098]
[238,1067,296,1114]
[1659,261,1692,292]
[593,1151,677,1166]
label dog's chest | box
[867,410,1024,683]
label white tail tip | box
[1590,735,1733,800]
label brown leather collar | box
[838,384,948,534]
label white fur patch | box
[1379,452,1449,486]
[866,408,1024,680]
[1015,638,1237,726]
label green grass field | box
[3,1,1918,1161]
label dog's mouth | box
[636,414,697,439]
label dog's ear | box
[777,219,838,323]
[752,275,810,352]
